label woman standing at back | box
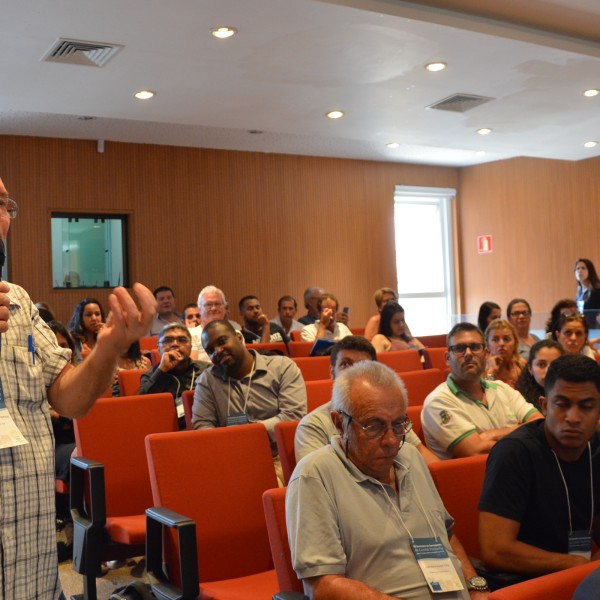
[574,258,600,328]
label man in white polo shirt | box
[421,322,542,460]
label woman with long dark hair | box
[371,302,424,353]
[477,301,501,334]
[575,258,600,328]
[67,298,105,361]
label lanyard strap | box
[227,357,256,415]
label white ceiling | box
[1,0,600,167]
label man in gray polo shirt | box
[287,361,489,599]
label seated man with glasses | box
[139,323,210,428]
[422,323,542,460]
[287,360,489,599]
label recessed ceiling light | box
[386,142,400,148]
[425,62,447,72]
[583,89,600,97]
[211,27,236,39]
[477,128,492,135]
[584,141,598,148]
[134,90,155,100]
[326,110,344,119]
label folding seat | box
[291,356,331,381]
[377,349,423,373]
[274,420,299,485]
[400,367,445,406]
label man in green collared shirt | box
[421,323,542,460]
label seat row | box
[69,397,600,599]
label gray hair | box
[197,285,226,307]
[331,360,408,414]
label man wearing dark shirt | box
[239,295,288,345]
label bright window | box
[394,186,456,336]
[51,213,129,289]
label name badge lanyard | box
[379,475,464,593]
[226,358,255,425]
[552,443,594,558]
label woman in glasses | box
[484,319,525,387]
[515,339,563,410]
[507,298,539,360]
[552,312,596,358]
[371,302,424,353]
[575,258,600,328]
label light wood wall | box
[0,135,458,328]
[457,155,600,321]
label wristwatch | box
[467,576,489,592]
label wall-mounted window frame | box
[51,212,129,290]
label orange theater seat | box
[428,455,487,559]
[292,356,331,381]
[418,334,448,348]
[488,561,600,599]
[424,347,449,372]
[305,379,333,412]
[145,424,280,600]
[263,487,305,596]
[182,389,195,430]
[290,331,303,342]
[274,420,300,485]
[117,368,146,397]
[377,350,423,373]
[288,341,314,358]
[406,405,424,444]
[400,368,445,406]
[139,336,159,352]
[247,342,289,356]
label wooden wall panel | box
[0,135,457,328]
[457,155,600,321]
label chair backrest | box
[274,421,299,485]
[400,368,445,406]
[350,327,365,336]
[74,393,178,518]
[292,356,331,381]
[290,331,303,342]
[377,350,423,373]
[424,347,448,372]
[428,455,487,559]
[406,405,424,444]
[139,336,159,352]
[262,487,304,594]
[489,561,600,599]
[145,424,278,582]
[288,341,314,357]
[117,368,146,397]
[246,342,289,356]
[305,379,333,412]
[418,334,448,348]
[150,349,161,366]
[181,389,194,430]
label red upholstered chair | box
[428,454,488,559]
[418,334,448,348]
[117,368,146,397]
[275,420,300,485]
[377,350,423,373]
[288,341,313,358]
[350,327,365,336]
[292,356,331,381]
[290,331,303,342]
[262,487,307,599]
[424,347,449,372]
[488,561,600,599]
[400,368,445,406]
[305,379,333,412]
[247,342,289,356]
[145,424,279,599]
[406,405,424,444]
[150,348,161,366]
[182,389,195,430]
[139,336,159,352]
[73,393,178,551]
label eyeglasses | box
[160,335,190,345]
[202,302,225,309]
[448,343,485,356]
[510,310,531,317]
[0,197,18,219]
[340,411,412,440]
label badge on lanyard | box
[0,379,29,449]
[410,537,464,593]
[568,531,592,559]
[227,412,249,427]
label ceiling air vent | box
[42,38,123,67]
[426,93,494,113]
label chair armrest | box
[70,456,106,576]
[146,506,199,600]
[272,593,309,600]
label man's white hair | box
[331,360,408,414]
[197,285,226,307]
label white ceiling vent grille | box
[42,38,123,67]
[427,93,494,113]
